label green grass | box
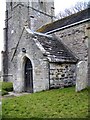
[2,87,88,119]
[2,82,13,92]
[2,90,8,96]
[2,82,13,96]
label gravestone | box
[76,61,88,92]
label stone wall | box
[30,1,54,30]
[6,1,54,31]
[55,22,88,89]
[88,22,90,86]
[3,1,55,92]
[50,63,76,88]
[12,30,50,93]
[4,1,54,81]
[55,23,88,62]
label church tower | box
[6,0,55,31]
[2,0,55,82]
[29,0,55,30]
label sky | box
[0,0,89,71]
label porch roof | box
[35,35,78,63]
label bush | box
[2,90,8,96]
[2,82,13,93]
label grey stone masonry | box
[6,1,55,31]
[55,22,88,89]
[12,29,50,92]
[87,21,90,86]
[50,63,76,88]
[76,61,88,92]
[4,0,54,81]
[55,23,88,62]
[3,1,89,93]
[2,0,54,92]
[29,0,55,30]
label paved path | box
[2,92,30,98]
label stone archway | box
[13,53,34,93]
[24,57,33,93]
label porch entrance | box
[24,57,33,93]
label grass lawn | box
[2,82,13,96]
[2,87,88,119]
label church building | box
[2,0,89,93]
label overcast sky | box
[0,0,89,71]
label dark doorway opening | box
[24,57,33,93]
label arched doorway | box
[24,57,33,93]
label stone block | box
[76,61,88,92]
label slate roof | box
[37,8,90,33]
[35,35,78,63]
